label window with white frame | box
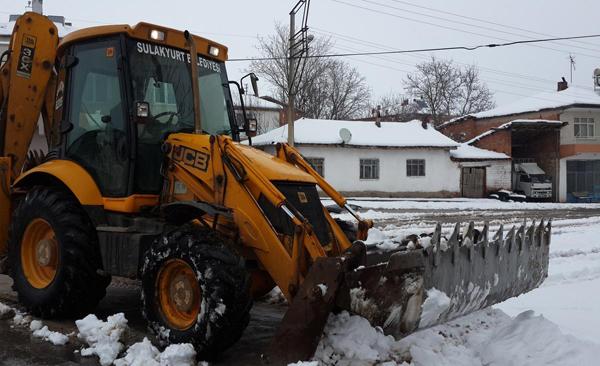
[574,117,595,138]
[406,159,426,177]
[360,159,379,179]
[305,157,325,177]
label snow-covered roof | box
[252,118,460,148]
[234,94,282,110]
[466,119,564,145]
[0,20,73,39]
[440,87,600,128]
[450,143,510,160]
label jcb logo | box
[171,145,209,171]
[16,34,36,79]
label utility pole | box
[287,0,311,146]
[287,11,296,146]
[569,54,576,84]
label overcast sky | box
[4,0,600,107]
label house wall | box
[456,160,512,193]
[265,145,461,197]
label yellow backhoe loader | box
[0,12,550,364]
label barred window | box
[360,159,380,179]
[305,157,325,177]
[406,159,426,177]
[574,117,595,138]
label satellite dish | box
[339,128,352,144]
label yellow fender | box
[13,160,103,206]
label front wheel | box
[141,226,252,359]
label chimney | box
[557,77,568,91]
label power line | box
[356,0,600,55]
[228,33,600,61]
[330,0,600,59]
[385,0,600,49]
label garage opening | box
[567,160,600,202]
[461,167,486,198]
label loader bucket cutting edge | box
[266,220,550,365]
[336,220,551,338]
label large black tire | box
[141,225,252,359]
[8,186,110,318]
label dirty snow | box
[76,313,129,366]
[0,301,14,319]
[419,288,451,328]
[262,286,288,304]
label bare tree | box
[404,57,495,125]
[248,23,370,122]
[366,92,422,121]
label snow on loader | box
[0,12,550,364]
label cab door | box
[62,38,131,197]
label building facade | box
[438,86,600,202]
[252,118,511,197]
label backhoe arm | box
[0,12,58,266]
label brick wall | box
[440,111,562,142]
[473,130,512,156]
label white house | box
[251,118,463,197]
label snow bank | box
[315,308,599,366]
[159,343,196,366]
[76,313,128,366]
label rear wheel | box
[141,226,252,359]
[8,187,110,318]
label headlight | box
[150,29,165,41]
[208,45,220,57]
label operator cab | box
[53,24,247,199]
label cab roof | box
[57,22,228,62]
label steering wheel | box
[153,111,179,125]
[141,111,179,141]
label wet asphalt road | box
[0,275,286,366]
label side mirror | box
[250,74,259,96]
[246,117,258,135]
[136,101,150,118]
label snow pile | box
[263,286,288,304]
[114,338,197,366]
[365,227,397,249]
[29,320,69,346]
[158,343,196,365]
[76,313,129,366]
[315,311,396,364]
[314,308,599,366]
[0,301,14,319]
[419,288,451,328]
[252,118,459,148]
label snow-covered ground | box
[314,199,600,365]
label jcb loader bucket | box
[267,220,550,365]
